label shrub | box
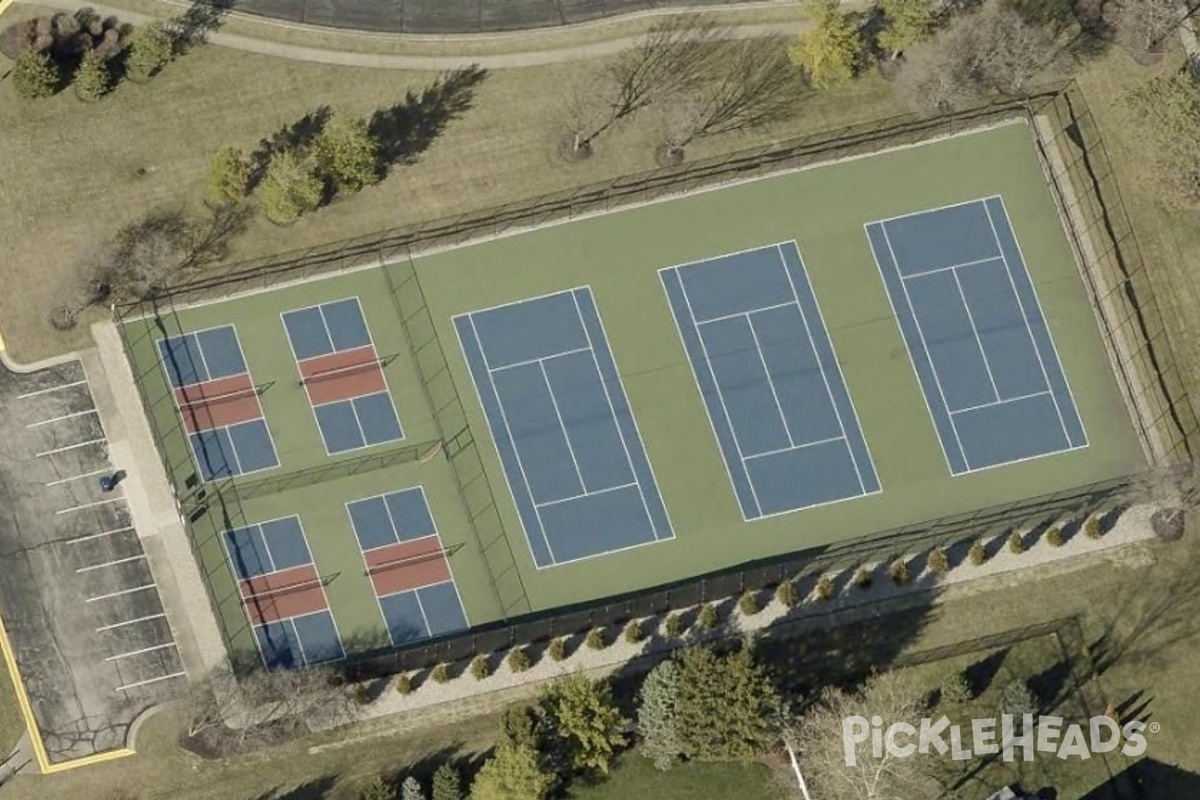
[738,591,760,616]
[814,575,834,600]
[889,559,910,585]
[663,612,686,637]
[775,580,799,608]
[12,49,59,98]
[927,547,949,576]
[1044,526,1064,547]
[1008,531,1026,554]
[1084,516,1103,539]
[431,664,450,684]
[260,151,322,224]
[585,628,607,650]
[469,655,490,680]
[853,568,873,589]
[547,638,567,662]
[204,147,251,208]
[969,541,987,566]
[395,673,414,695]
[1000,680,1038,717]
[697,603,720,629]
[73,48,111,101]
[351,682,371,705]
[624,619,645,644]
[940,672,971,705]
[507,646,532,673]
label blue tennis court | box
[865,196,1087,474]
[347,486,469,646]
[221,515,345,669]
[157,324,279,480]
[281,298,404,455]
[455,288,674,568]
[661,243,880,520]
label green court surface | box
[121,120,1145,665]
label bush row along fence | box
[229,0,764,35]
[115,83,1195,677]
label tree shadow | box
[1080,758,1200,800]
[248,105,333,189]
[962,647,1010,697]
[249,776,337,800]
[168,0,235,54]
[368,65,488,176]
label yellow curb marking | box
[0,0,16,25]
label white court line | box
[56,495,124,515]
[872,196,1001,226]
[116,671,187,692]
[984,199,1082,447]
[104,641,176,662]
[76,554,147,573]
[46,467,109,487]
[97,613,166,632]
[897,255,1005,281]
[952,268,1002,403]
[535,482,638,510]
[489,346,591,373]
[35,437,105,458]
[466,315,558,566]
[695,300,797,327]
[539,360,588,492]
[880,224,972,472]
[745,311,797,448]
[950,390,1052,416]
[572,290,662,541]
[86,584,156,603]
[777,244,865,494]
[674,271,765,518]
[26,408,98,428]
[63,526,134,544]
[743,435,846,462]
[16,379,86,400]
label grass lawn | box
[569,758,778,800]
[0,9,899,363]
[0,654,24,758]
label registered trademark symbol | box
[1149,722,1162,734]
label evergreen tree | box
[541,674,628,775]
[637,658,682,770]
[125,23,174,80]
[401,775,426,800]
[878,0,937,58]
[260,151,322,224]
[74,48,112,100]
[313,114,381,195]
[431,763,462,800]
[671,645,781,761]
[470,742,552,800]
[12,49,59,99]
[203,147,251,207]
[788,0,862,90]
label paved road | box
[0,356,186,766]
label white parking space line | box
[63,525,135,544]
[116,671,187,692]
[35,437,106,458]
[76,554,147,573]
[16,380,87,399]
[96,613,166,632]
[46,467,109,487]
[104,642,176,662]
[56,495,124,515]
[26,408,98,428]
[86,584,156,603]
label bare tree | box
[895,8,1058,116]
[788,671,944,800]
[560,15,724,158]
[1110,0,1187,61]
[48,244,115,330]
[655,35,806,162]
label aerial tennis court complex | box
[120,120,1144,668]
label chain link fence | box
[115,83,1197,676]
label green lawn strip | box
[0,655,25,757]
[568,758,778,800]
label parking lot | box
[0,357,185,764]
